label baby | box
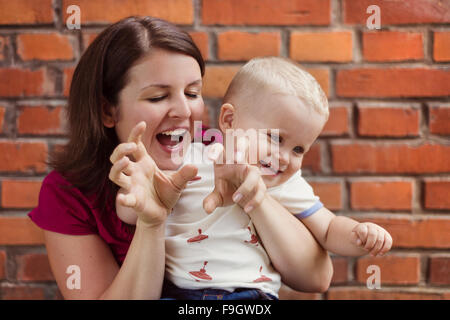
[115,57,392,299]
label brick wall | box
[0,0,449,300]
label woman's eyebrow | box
[140,79,202,91]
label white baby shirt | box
[164,143,323,298]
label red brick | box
[343,0,450,25]
[0,217,45,245]
[357,106,420,137]
[327,287,445,300]
[63,0,194,25]
[337,68,450,98]
[0,142,47,173]
[189,32,209,61]
[1,180,42,209]
[203,0,330,25]
[1,285,46,300]
[321,106,349,136]
[17,33,74,61]
[16,253,54,281]
[424,180,450,210]
[309,182,342,210]
[290,31,353,62]
[351,181,412,211]
[0,106,5,133]
[356,255,420,285]
[428,256,450,285]
[0,0,53,25]
[361,217,450,249]
[0,68,52,97]
[202,65,240,98]
[306,68,330,97]
[82,32,98,51]
[218,31,280,61]
[63,67,75,97]
[332,143,450,174]
[434,32,450,62]
[363,31,424,62]
[278,284,322,300]
[0,36,7,60]
[429,105,450,135]
[0,250,5,280]
[302,143,321,173]
[331,257,348,284]
[17,106,66,135]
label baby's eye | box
[268,133,281,144]
[293,146,304,154]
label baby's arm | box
[301,207,392,257]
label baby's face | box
[232,93,326,188]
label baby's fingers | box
[379,232,393,256]
[352,223,368,246]
[364,226,379,251]
[369,232,385,256]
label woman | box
[29,16,332,299]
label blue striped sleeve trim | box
[293,201,324,220]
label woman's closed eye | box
[147,95,167,103]
[185,92,200,99]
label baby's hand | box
[351,222,393,256]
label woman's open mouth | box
[156,128,189,152]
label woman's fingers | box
[233,166,266,213]
[127,121,148,161]
[203,187,224,214]
[169,164,198,192]
[117,192,137,208]
[109,156,132,189]
[110,142,137,164]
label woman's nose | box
[168,93,192,119]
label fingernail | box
[233,193,243,203]
[356,239,362,246]
[244,205,254,213]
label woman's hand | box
[109,121,198,228]
[203,137,267,214]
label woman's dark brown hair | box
[50,16,205,213]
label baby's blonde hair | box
[224,57,329,119]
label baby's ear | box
[218,103,235,131]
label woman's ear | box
[101,99,116,128]
[218,103,235,132]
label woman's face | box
[113,48,204,170]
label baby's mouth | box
[156,128,188,149]
[259,160,282,176]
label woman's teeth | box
[160,128,188,136]
[157,128,188,147]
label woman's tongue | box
[157,133,182,147]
